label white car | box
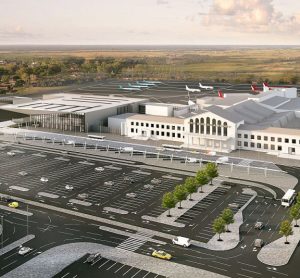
[126,192,137,198]
[7,151,15,156]
[172,236,191,248]
[19,171,28,176]
[77,193,89,199]
[18,246,33,255]
[104,181,114,186]
[65,140,75,145]
[95,167,105,172]
[65,185,74,190]
[40,177,48,182]
[151,178,162,185]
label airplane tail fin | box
[186,85,189,90]
[251,85,259,92]
[263,82,271,92]
[218,90,224,98]
[199,83,202,88]
[119,85,123,89]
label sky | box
[0,0,300,45]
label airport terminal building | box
[2,86,300,158]
[109,86,300,157]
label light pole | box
[26,205,29,236]
[1,215,3,249]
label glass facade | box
[30,113,86,132]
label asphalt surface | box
[0,139,299,278]
[4,129,282,172]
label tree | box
[162,192,176,217]
[195,169,208,193]
[279,220,293,244]
[221,208,234,232]
[184,177,198,201]
[296,192,300,204]
[205,163,219,185]
[213,217,226,241]
[173,185,187,209]
[289,204,300,227]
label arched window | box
[189,119,194,133]
[212,119,216,135]
[195,118,200,133]
[223,122,228,136]
[217,120,222,136]
[200,118,204,134]
[206,117,210,135]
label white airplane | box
[119,85,141,91]
[199,83,214,90]
[128,83,149,88]
[186,85,201,93]
[137,81,156,86]
[142,80,162,84]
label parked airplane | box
[119,85,141,91]
[251,85,260,94]
[199,82,214,90]
[218,90,225,98]
[137,81,156,86]
[263,82,290,92]
[143,80,162,84]
[187,91,196,106]
[128,83,149,88]
[186,85,201,93]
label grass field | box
[1,47,300,83]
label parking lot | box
[54,255,166,278]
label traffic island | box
[257,222,300,266]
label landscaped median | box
[258,221,300,266]
[193,188,257,251]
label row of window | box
[131,121,183,131]
[238,133,300,144]
[130,128,183,138]
[238,141,286,151]
[189,118,228,136]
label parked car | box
[65,185,74,190]
[124,176,135,183]
[86,253,101,263]
[254,221,264,230]
[8,201,19,208]
[18,246,32,255]
[40,177,48,183]
[172,236,191,247]
[18,171,28,176]
[228,203,240,209]
[126,192,137,198]
[151,250,172,260]
[95,167,105,172]
[104,181,114,186]
[77,193,89,199]
[151,178,162,185]
[65,140,75,145]
[253,239,264,248]
[7,151,15,156]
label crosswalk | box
[238,159,253,167]
[116,232,152,252]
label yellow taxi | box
[151,250,172,260]
[8,202,19,208]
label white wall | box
[145,105,173,117]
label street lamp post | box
[1,216,3,249]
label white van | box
[172,236,191,248]
[120,147,134,153]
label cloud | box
[0,26,39,40]
[157,0,168,5]
[203,0,300,34]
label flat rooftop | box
[2,94,147,114]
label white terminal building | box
[109,86,300,157]
[1,85,300,157]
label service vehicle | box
[281,189,296,207]
[151,250,172,260]
[65,185,74,190]
[253,239,264,248]
[86,253,101,263]
[254,221,264,230]
[95,167,105,172]
[8,201,19,208]
[126,192,137,198]
[104,181,114,186]
[40,177,48,182]
[18,246,32,255]
[172,236,191,247]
